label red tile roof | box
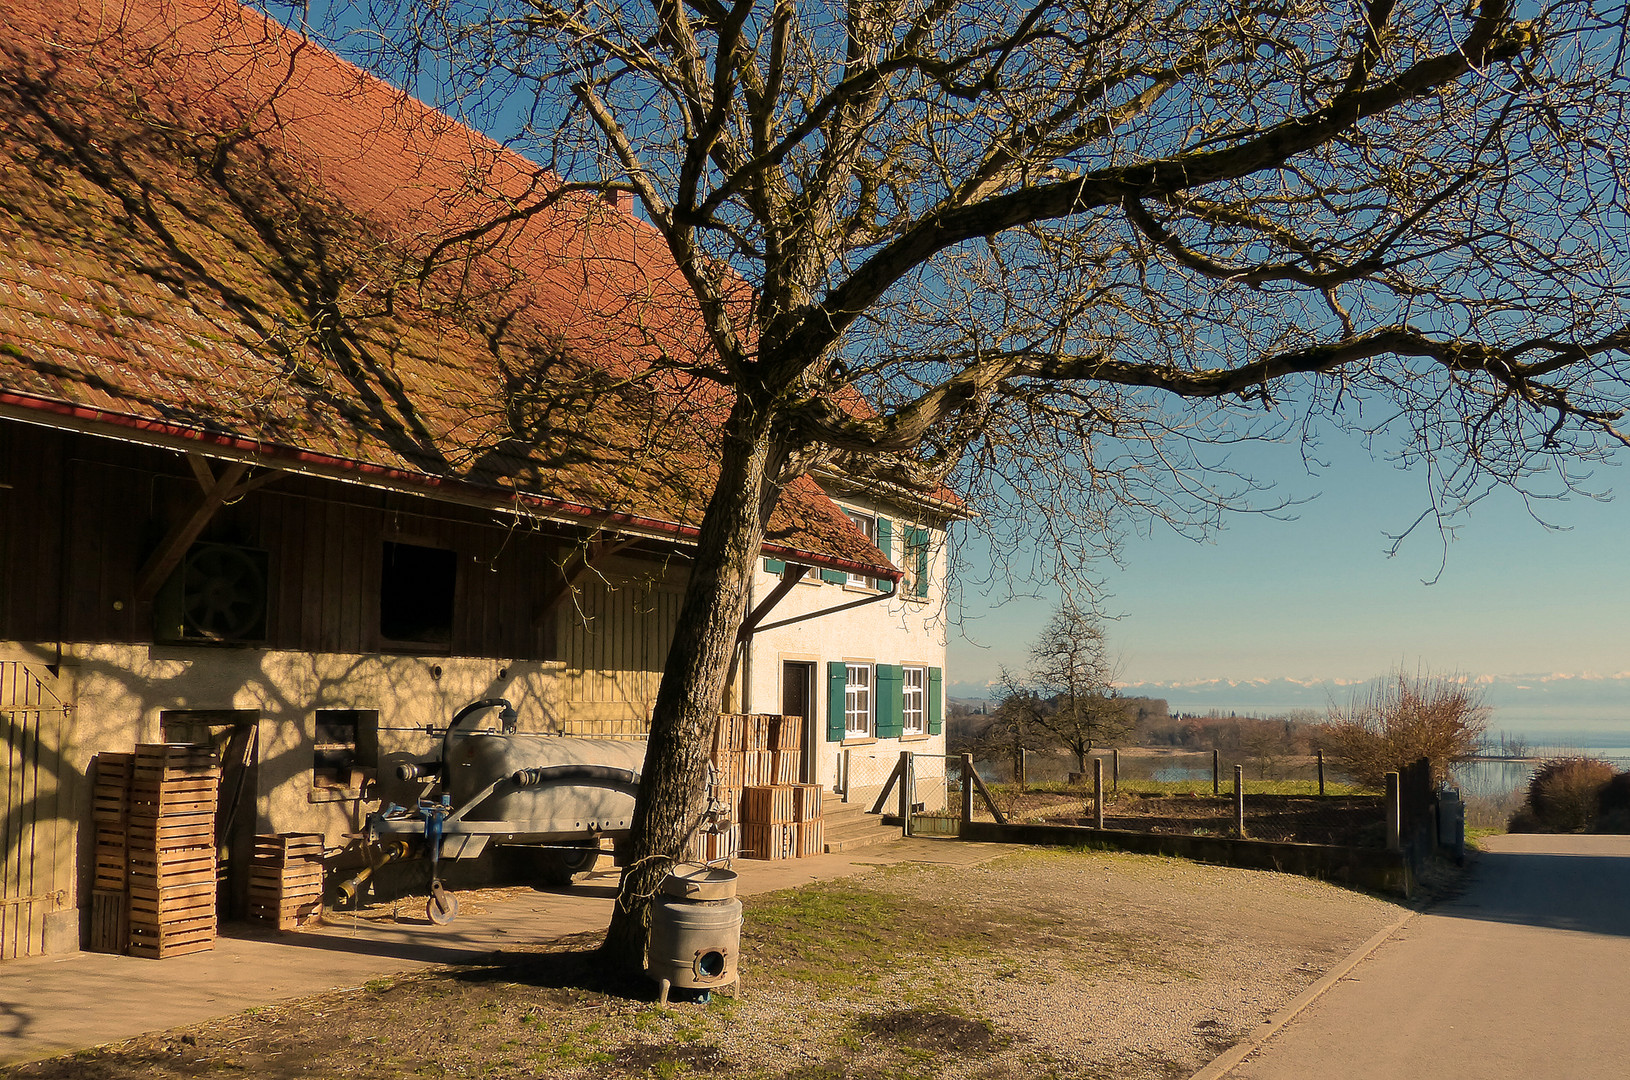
[0,0,898,578]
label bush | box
[1323,667,1490,787]
[1526,757,1615,832]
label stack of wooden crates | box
[90,744,220,958]
[248,834,324,930]
[690,714,823,862]
[739,782,823,860]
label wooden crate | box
[714,715,746,755]
[709,786,741,822]
[686,823,740,864]
[796,819,825,858]
[791,784,824,822]
[93,828,128,891]
[128,772,218,815]
[253,833,324,867]
[740,823,797,861]
[127,919,216,960]
[133,743,220,772]
[248,849,325,931]
[768,715,802,753]
[742,785,797,824]
[248,895,322,931]
[92,752,133,824]
[772,750,799,785]
[128,846,217,890]
[126,812,216,851]
[88,889,127,954]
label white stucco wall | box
[742,491,952,810]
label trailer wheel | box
[427,883,459,925]
[538,842,600,886]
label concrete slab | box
[0,836,1012,1066]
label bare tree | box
[996,604,1129,773]
[1324,667,1492,786]
[319,0,1630,972]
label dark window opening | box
[313,708,378,789]
[380,541,456,645]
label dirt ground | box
[3,848,1403,1080]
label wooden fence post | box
[898,751,912,837]
[1234,765,1245,838]
[960,754,975,825]
[1317,749,1326,796]
[1212,749,1221,795]
[1112,748,1120,793]
[1094,757,1105,829]
[1386,771,1401,851]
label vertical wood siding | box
[0,662,74,959]
[0,424,565,662]
[559,575,684,737]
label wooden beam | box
[134,459,283,602]
[736,564,809,643]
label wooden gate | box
[0,659,76,959]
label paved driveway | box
[1227,833,1630,1079]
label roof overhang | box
[0,390,901,582]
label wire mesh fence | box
[947,750,1388,847]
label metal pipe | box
[336,840,412,905]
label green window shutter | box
[875,516,892,561]
[927,667,943,734]
[820,568,847,584]
[764,558,786,574]
[876,664,903,739]
[908,527,930,598]
[827,662,848,742]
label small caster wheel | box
[427,883,458,925]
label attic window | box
[380,541,456,647]
[845,510,878,589]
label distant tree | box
[997,604,1131,773]
[1324,667,1491,786]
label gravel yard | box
[4,847,1403,1080]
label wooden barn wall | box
[558,574,685,736]
[1,422,563,661]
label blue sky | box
[948,423,1630,738]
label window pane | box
[845,663,872,737]
[902,666,926,734]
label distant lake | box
[1454,746,1630,799]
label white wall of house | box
[743,492,952,811]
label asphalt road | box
[1227,833,1630,1079]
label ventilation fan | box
[155,543,269,643]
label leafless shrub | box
[1323,668,1491,788]
[1526,757,1616,832]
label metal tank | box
[363,698,650,922]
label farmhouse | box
[0,0,955,958]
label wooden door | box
[781,662,816,784]
[0,660,75,959]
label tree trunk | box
[599,405,786,977]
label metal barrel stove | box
[648,863,742,1004]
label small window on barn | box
[313,708,378,791]
[380,541,456,647]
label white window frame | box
[845,662,874,739]
[844,509,877,588]
[902,665,927,736]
